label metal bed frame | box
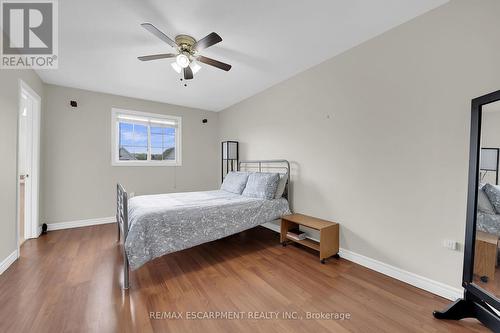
[116,183,129,289]
[116,159,290,290]
[238,160,291,203]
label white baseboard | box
[260,223,462,301]
[338,249,462,301]
[0,250,19,275]
[46,216,116,231]
[262,221,281,233]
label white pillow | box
[242,173,280,199]
[221,172,250,194]
[275,173,288,199]
[482,183,500,214]
[478,188,496,214]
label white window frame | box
[111,108,182,166]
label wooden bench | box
[474,231,499,282]
[280,213,339,264]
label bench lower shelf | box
[285,236,320,251]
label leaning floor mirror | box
[434,90,500,331]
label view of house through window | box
[112,109,181,166]
[119,122,148,160]
[151,126,176,161]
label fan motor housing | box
[175,35,196,54]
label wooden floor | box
[0,224,488,333]
[474,267,500,297]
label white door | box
[18,81,41,248]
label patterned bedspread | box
[125,190,291,270]
[477,212,500,237]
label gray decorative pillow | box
[275,173,288,199]
[242,173,280,199]
[221,172,250,194]
[478,186,496,214]
[482,183,500,214]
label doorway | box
[17,80,41,250]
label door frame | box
[17,80,41,254]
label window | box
[111,108,181,166]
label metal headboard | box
[238,160,291,202]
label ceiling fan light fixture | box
[176,54,190,68]
[171,62,182,73]
[138,24,232,79]
[190,61,201,74]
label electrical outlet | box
[443,239,458,251]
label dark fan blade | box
[141,23,177,48]
[183,66,194,80]
[138,53,176,61]
[197,55,232,71]
[194,32,222,51]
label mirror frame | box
[434,91,500,331]
[464,90,500,309]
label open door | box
[17,81,41,250]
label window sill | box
[112,161,182,167]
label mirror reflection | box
[475,100,500,296]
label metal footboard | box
[116,184,129,289]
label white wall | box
[41,84,219,223]
[218,0,500,289]
[0,69,44,264]
[481,102,500,185]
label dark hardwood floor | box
[473,268,500,298]
[0,224,487,332]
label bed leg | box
[123,249,129,290]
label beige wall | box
[41,85,219,223]
[0,69,44,263]
[218,0,500,288]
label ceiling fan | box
[138,23,232,80]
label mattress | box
[125,190,291,270]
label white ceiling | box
[36,0,448,111]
